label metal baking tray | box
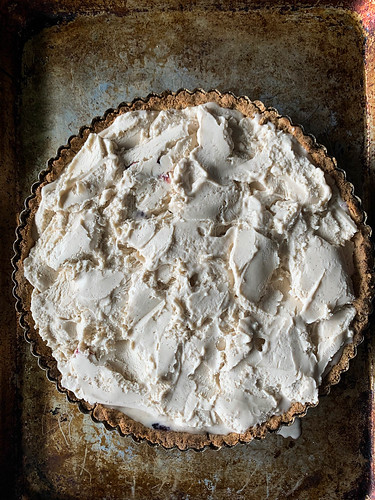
[1,0,374,498]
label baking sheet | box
[1,1,374,498]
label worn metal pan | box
[1,1,375,498]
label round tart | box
[13,89,373,450]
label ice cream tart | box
[13,89,373,450]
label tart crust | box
[13,89,374,450]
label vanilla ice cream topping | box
[24,103,358,434]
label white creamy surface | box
[277,418,301,440]
[24,103,358,434]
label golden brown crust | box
[12,89,374,450]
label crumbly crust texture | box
[13,89,374,450]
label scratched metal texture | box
[1,1,375,498]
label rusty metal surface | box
[1,1,374,498]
